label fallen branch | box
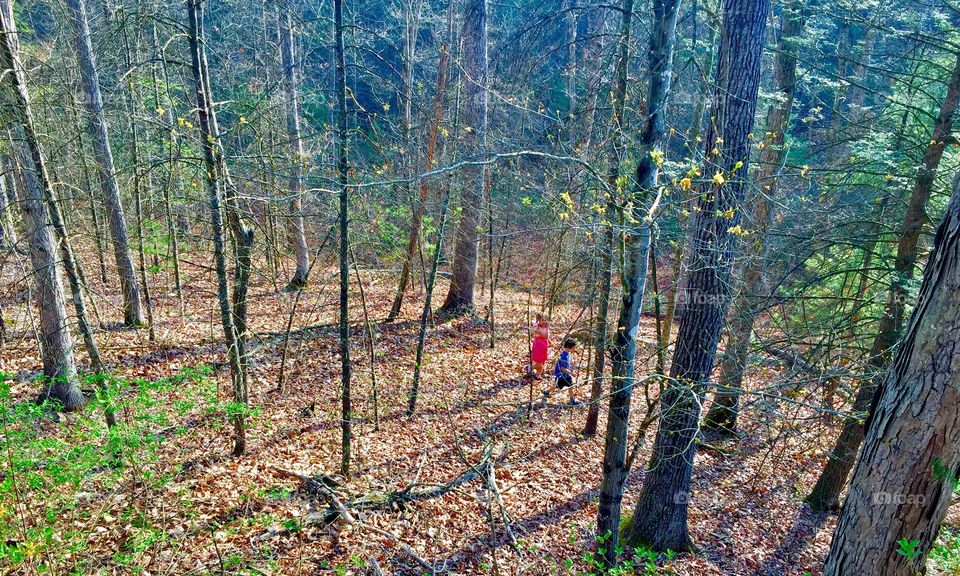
[271,467,436,574]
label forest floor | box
[1,252,953,576]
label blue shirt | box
[554,350,572,377]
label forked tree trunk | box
[187,0,254,456]
[823,175,960,576]
[440,0,488,314]
[704,0,806,433]
[0,2,83,410]
[806,48,960,512]
[279,7,310,291]
[334,0,353,477]
[595,0,682,565]
[66,0,144,327]
[625,0,769,552]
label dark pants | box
[556,373,574,390]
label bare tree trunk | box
[279,7,310,291]
[596,0,682,564]
[0,2,83,410]
[703,0,806,434]
[660,18,716,356]
[0,172,17,249]
[121,18,156,342]
[624,0,768,553]
[187,0,254,456]
[66,0,144,327]
[407,185,452,416]
[151,23,183,308]
[582,0,627,439]
[805,48,960,512]
[823,176,960,576]
[334,0,353,477]
[389,0,452,321]
[440,0,488,314]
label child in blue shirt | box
[543,338,580,405]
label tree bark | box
[624,0,769,552]
[334,0,353,477]
[65,0,144,327]
[806,48,960,512]
[595,0,682,565]
[823,174,960,576]
[279,7,310,291]
[187,0,254,456]
[440,0,488,314]
[0,2,83,410]
[704,0,806,434]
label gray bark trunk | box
[279,8,310,290]
[0,2,83,410]
[440,0,488,314]
[66,0,144,327]
[596,0,682,564]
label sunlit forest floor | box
[1,250,957,575]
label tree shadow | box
[748,505,829,576]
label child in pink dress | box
[530,314,551,380]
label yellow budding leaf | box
[728,225,750,237]
[679,177,692,191]
[712,171,725,185]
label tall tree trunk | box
[595,0,682,565]
[0,2,83,410]
[334,0,353,477]
[823,175,960,576]
[660,15,717,357]
[440,0,488,314]
[279,7,310,291]
[187,0,254,456]
[65,0,144,327]
[805,48,960,512]
[120,18,156,342]
[150,23,183,307]
[388,0,453,321]
[624,0,769,552]
[703,0,806,433]
[582,0,630,440]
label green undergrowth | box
[0,365,236,573]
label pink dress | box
[532,335,550,364]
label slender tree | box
[624,0,769,552]
[187,0,255,456]
[823,174,960,576]
[440,0,487,314]
[595,0,682,564]
[279,6,310,291]
[65,0,144,327]
[0,0,83,410]
[334,0,353,477]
